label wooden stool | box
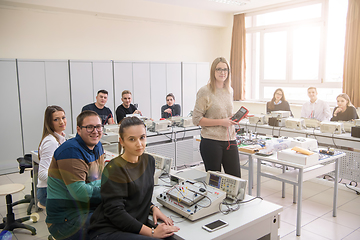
[0,183,37,235]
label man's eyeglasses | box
[80,124,103,133]
[215,68,229,73]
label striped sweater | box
[46,133,104,224]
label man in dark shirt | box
[115,90,142,123]
[82,90,115,125]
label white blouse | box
[37,132,66,188]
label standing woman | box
[192,57,241,178]
[331,93,359,121]
[88,117,179,239]
[161,93,181,118]
[266,88,293,116]
[37,105,67,207]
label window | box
[245,0,348,103]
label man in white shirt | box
[301,87,331,121]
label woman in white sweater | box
[192,57,240,178]
[37,105,67,206]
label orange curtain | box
[230,14,246,101]
[343,0,360,108]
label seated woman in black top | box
[266,88,293,116]
[88,117,179,239]
[161,93,181,118]
[331,93,359,121]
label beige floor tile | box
[260,179,293,192]
[302,218,354,240]
[338,197,360,216]
[342,229,360,240]
[281,228,331,240]
[307,188,359,207]
[263,192,297,208]
[0,175,13,185]
[279,207,318,226]
[321,209,360,230]
[14,219,49,240]
[279,220,296,237]
[289,199,333,217]
[255,184,280,197]
[7,172,32,185]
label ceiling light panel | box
[208,0,251,6]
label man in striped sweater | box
[46,110,105,240]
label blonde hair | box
[307,87,317,92]
[208,57,231,94]
[337,93,354,107]
[122,90,132,97]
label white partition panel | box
[17,60,47,153]
[133,62,151,118]
[166,63,182,116]
[196,63,210,91]
[150,63,167,120]
[93,61,115,121]
[44,61,72,136]
[182,63,197,117]
[69,61,94,133]
[113,62,133,122]
[0,59,23,174]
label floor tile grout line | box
[340,227,360,240]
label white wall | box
[0,0,233,62]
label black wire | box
[155,131,172,140]
[254,120,259,133]
[240,160,249,167]
[278,126,282,137]
[219,196,263,215]
[344,183,360,195]
[349,181,358,187]
[331,132,338,149]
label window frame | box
[244,0,343,104]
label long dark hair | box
[38,105,65,159]
[118,117,146,154]
[268,88,286,111]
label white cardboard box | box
[289,137,318,151]
[277,148,319,166]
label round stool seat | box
[0,183,25,196]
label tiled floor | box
[1,163,360,240]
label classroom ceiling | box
[142,0,294,13]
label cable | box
[349,181,358,187]
[155,131,172,140]
[219,196,263,215]
[344,183,360,195]
[278,126,282,137]
[331,132,338,149]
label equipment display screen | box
[209,174,221,188]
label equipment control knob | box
[199,188,206,193]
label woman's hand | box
[153,223,180,239]
[153,207,173,226]
[164,108,172,114]
[333,107,344,117]
[220,118,238,127]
